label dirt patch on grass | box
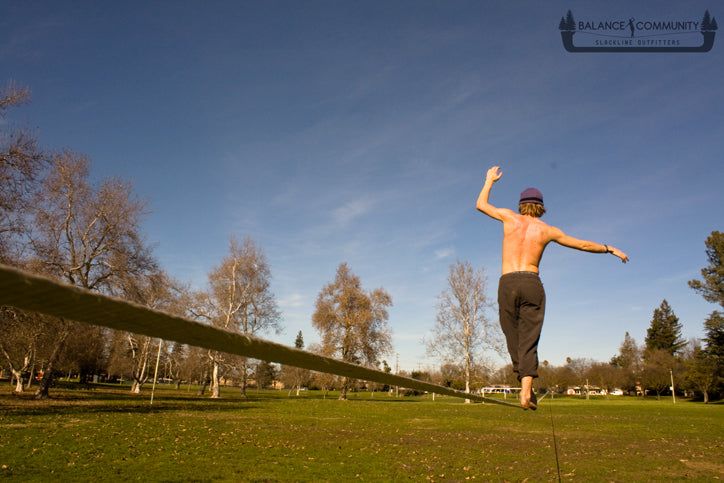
[680,459,724,476]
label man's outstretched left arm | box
[550,228,629,263]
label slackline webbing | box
[0,263,523,409]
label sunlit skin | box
[476,166,628,409]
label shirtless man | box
[476,166,628,409]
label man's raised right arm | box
[476,166,509,221]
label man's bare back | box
[500,212,551,274]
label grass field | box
[1,383,722,482]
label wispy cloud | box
[280,292,305,308]
[331,196,377,227]
[434,247,454,260]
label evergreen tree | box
[703,311,724,358]
[254,361,277,389]
[612,332,640,368]
[688,231,724,308]
[611,332,642,394]
[701,311,724,399]
[645,300,685,356]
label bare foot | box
[520,376,537,410]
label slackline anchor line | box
[546,394,563,483]
[0,264,527,409]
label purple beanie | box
[520,187,544,206]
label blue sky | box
[3,1,722,372]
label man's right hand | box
[486,166,502,184]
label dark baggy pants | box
[497,271,546,380]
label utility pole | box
[150,338,163,405]
[395,352,399,398]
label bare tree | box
[31,150,155,290]
[425,260,503,399]
[586,362,620,398]
[166,342,189,389]
[312,263,393,400]
[564,357,595,395]
[280,330,311,395]
[28,151,156,398]
[0,307,46,392]
[58,324,109,384]
[538,363,574,397]
[641,349,677,400]
[175,345,211,395]
[198,236,282,398]
[0,82,46,263]
[491,363,519,388]
[433,362,466,390]
[106,270,184,393]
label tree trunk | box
[197,378,208,396]
[34,367,54,399]
[130,356,148,394]
[339,377,349,400]
[11,369,24,393]
[26,358,35,389]
[197,358,210,396]
[240,359,248,397]
[34,320,71,400]
[210,360,221,398]
[464,351,471,404]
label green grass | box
[1,384,722,482]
